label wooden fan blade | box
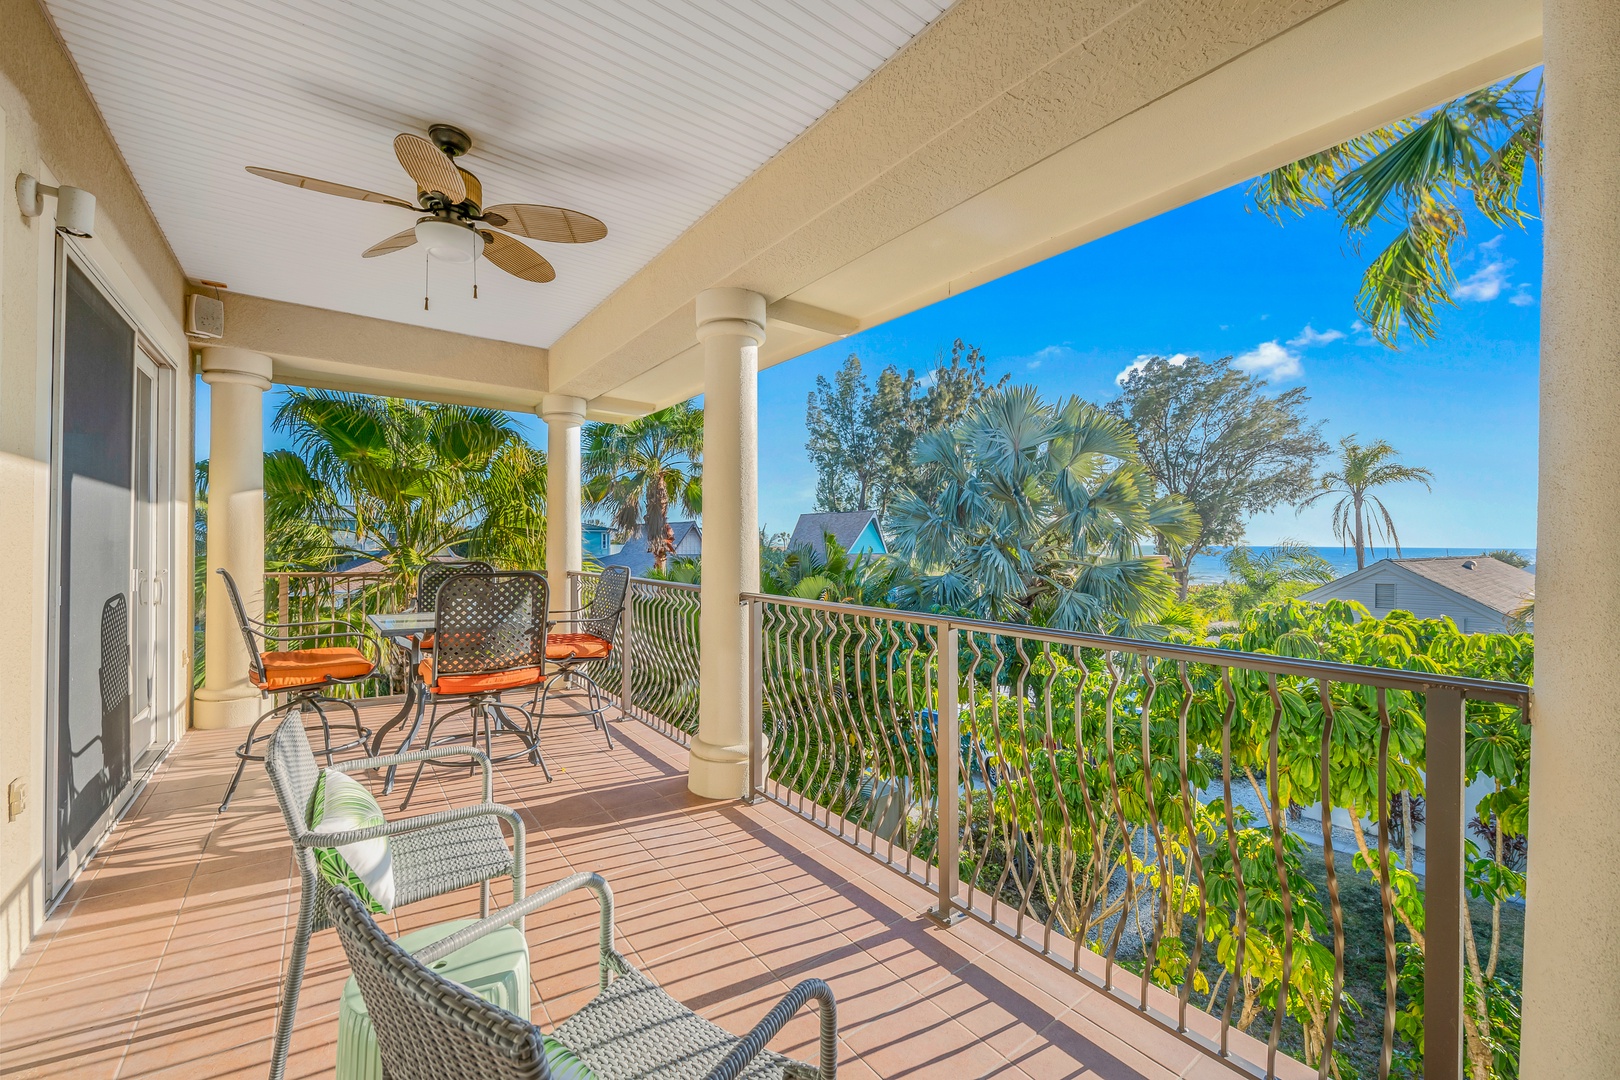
[480,230,555,282]
[246,166,416,209]
[362,227,419,258]
[394,134,466,203]
[482,203,607,243]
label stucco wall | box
[0,0,187,982]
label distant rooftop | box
[789,510,884,558]
[1383,556,1533,615]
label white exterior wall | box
[1307,573,1509,633]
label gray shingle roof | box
[599,521,699,575]
[1387,556,1534,615]
[789,511,882,557]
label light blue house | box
[582,522,614,561]
[788,511,887,560]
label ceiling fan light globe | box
[414,218,479,263]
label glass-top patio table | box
[365,610,438,791]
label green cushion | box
[308,769,395,912]
[541,1034,597,1079]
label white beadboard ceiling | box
[45,0,952,350]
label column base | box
[687,738,749,800]
[191,688,264,730]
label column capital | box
[200,346,272,391]
[538,394,588,424]
[695,287,766,345]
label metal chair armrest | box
[703,979,838,1080]
[336,746,493,802]
[413,871,614,985]
[298,801,519,850]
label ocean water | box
[1186,546,1536,586]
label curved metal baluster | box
[1266,672,1292,1079]
[1039,642,1079,956]
[1376,688,1396,1080]
[1219,667,1248,1061]
[785,605,817,815]
[982,635,1020,929]
[1007,641,1048,944]
[1316,679,1346,1078]
[1070,657,1102,971]
[960,631,994,916]
[829,612,865,839]
[1100,652,1134,992]
[1138,661,1170,1011]
[1176,661,1208,1034]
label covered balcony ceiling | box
[43,0,1542,418]
[44,0,953,352]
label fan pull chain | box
[473,241,479,300]
[424,251,430,311]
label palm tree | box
[582,402,702,573]
[264,389,548,602]
[1252,74,1541,347]
[762,532,904,606]
[888,386,1198,632]
[1301,436,1433,569]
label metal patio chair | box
[401,571,551,807]
[264,709,526,1080]
[330,872,838,1080]
[216,568,377,812]
[412,559,495,650]
[536,565,629,749]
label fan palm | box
[1301,436,1433,570]
[888,386,1198,633]
[762,532,904,607]
[264,389,548,605]
[582,402,702,573]
[1252,73,1541,347]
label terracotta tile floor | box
[0,698,1254,1079]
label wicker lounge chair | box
[265,709,527,1080]
[329,871,838,1080]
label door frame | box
[43,237,182,899]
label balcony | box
[3,572,1531,1079]
[0,697,1260,1080]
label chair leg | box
[217,701,287,813]
[399,700,474,810]
[269,875,318,1080]
[308,699,337,765]
[490,699,550,782]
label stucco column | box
[1521,2,1620,1076]
[540,394,587,616]
[192,347,272,729]
[690,288,764,799]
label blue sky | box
[200,176,1543,550]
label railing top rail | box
[740,591,1532,712]
[268,570,394,578]
[571,569,702,594]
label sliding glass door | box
[48,255,172,892]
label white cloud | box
[1455,260,1514,302]
[1234,341,1302,380]
[1479,234,1505,253]
[1508,287,1537,307]
[1022,344,1076,371]
[1114,352,1188,386]
[1287,324,1345,347]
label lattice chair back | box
[582,566,629,643]
[330,886,551,1080]
[430,572,550,681]
[416,560,495,613]
[216,568,267,686]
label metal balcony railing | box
[262,570,401,698]
[572,571,1532,1080]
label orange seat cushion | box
[546,634,612,661]
[252,647,374,691]
[410,633,436,650]
[418,659,542,696]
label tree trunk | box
[1353,493,1366,570]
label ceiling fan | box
[247,124,605,295]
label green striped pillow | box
[308,769,396,913]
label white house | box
[1300,555,1534,633]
